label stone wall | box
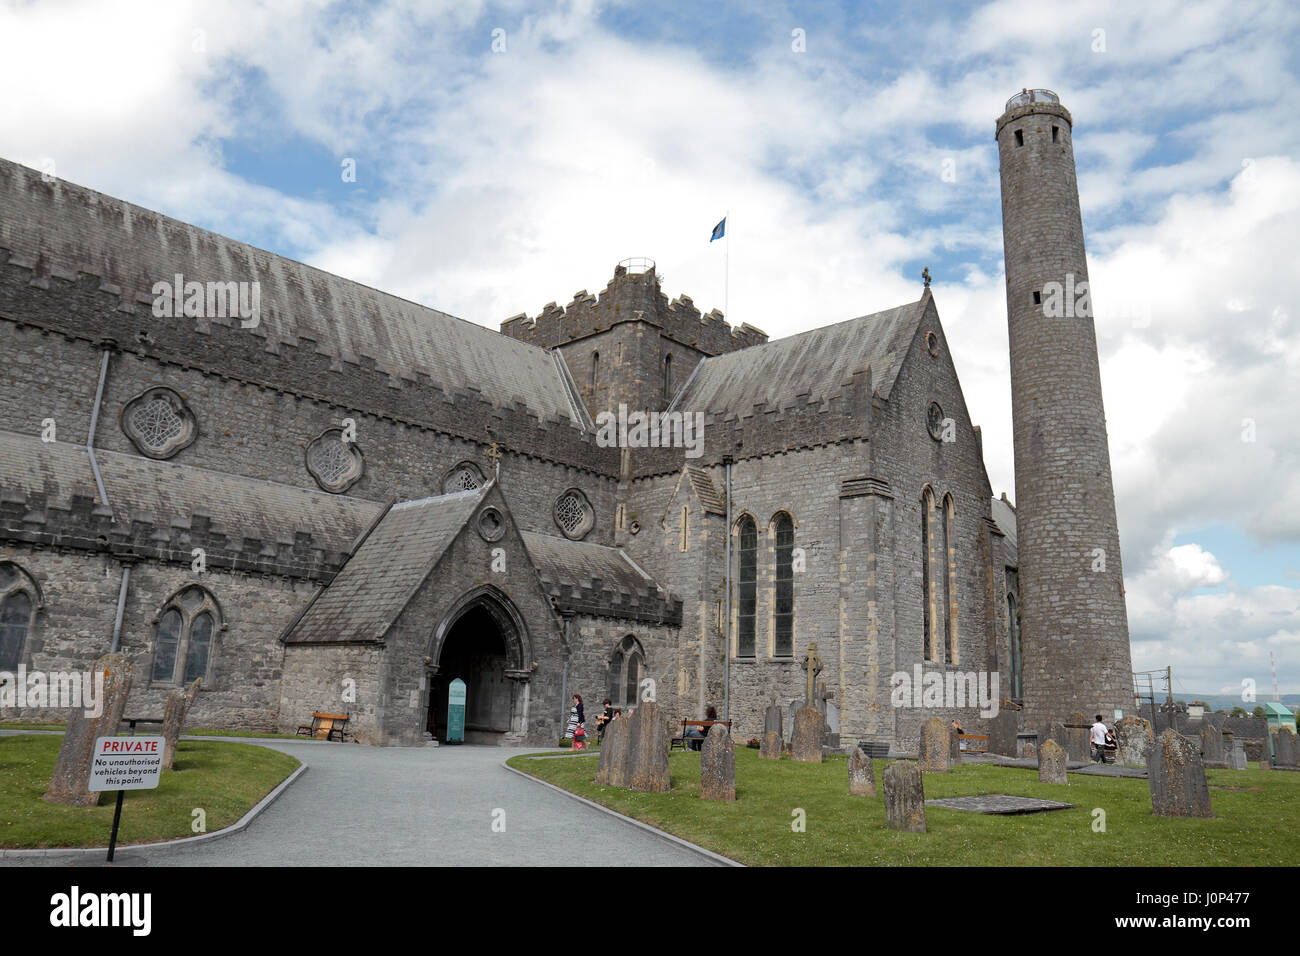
[0,543,306,730]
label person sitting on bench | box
[684,706,718,751]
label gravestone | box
[160,678,202,771]
[595,714,628,785]
[949,727,963,766]
[882,761,926,833]
[1038,721,1067,759]
[988,707,1019,756]
[1199,724,1227,769]
[1148,730,1212,818]
[1037,739,1067,784]
[629,701,670,792]
[790,707,824,763]
[616,714,636,786]
[43,653,133,807]
[918,717,950,773]
[760,702,783,760]
[848,747,876,796]
[1114,715,1154,767]
[1065,712,1090,763]
[700,723,735,801]
[1226,740,1247,771]
[1274,729,1299,768]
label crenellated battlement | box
[501,262,766,355]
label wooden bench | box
[957,733,989,754]
[671,719,732,751]
[296,712,352,742]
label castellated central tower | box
[996,90,1134,728]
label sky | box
[1,0,1297,694]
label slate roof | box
[284,487,486,644]
[684,467,726,514]
[670,298,925,421]
[991,494,1018,567]
[521,531,681,625]
[0,158,584,427]
[0,429,380,557]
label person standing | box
[1090,714,1110,763]
[564,694,585,743]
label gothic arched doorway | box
[427,588,532,744]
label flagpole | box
[724,209,730,321]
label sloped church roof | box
[670,299,924,420]
[0,159,584,426]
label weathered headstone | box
[848,747,876,796]
[700,723,735,801]
[949,726,963,766]
[1148,730,1212,818]
[629,701,670,792]
[1274,729,1299,768]
[790,707,824,763]
[1199,723,1226,769]
[1038,721,1067,759]
[1114,715,1154,767]
[1065,712,1090,763]
[988,707,1019,756]
[918,717,949,773]
[161,677,202,771]
[42,653,133,807]
[1226,740,1247,770]
[760,703,783,760]
[1037,739,1067,784]
[882,761,926,833]
[595,714,628,785]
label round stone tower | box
[995,89,1133,728]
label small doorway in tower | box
[427,605,513,743]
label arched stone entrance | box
[426,587,533,744]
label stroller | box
[1093,729,1117,764]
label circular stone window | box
[925,330,940,357]
[926,401,946,441]
[443,461,485,494]
[305,428,364,493]
[477,506,505,542]
[121,386,197,460]
[553,488,594,540]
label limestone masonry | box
[0,91,1133,750]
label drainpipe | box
[559,613,572,732]
[86,343,116,523]
[109,559,132,653]
[723,455,733,722]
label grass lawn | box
[0,734,299,849]
[508,747,1300,866]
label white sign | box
[88,736,164,792]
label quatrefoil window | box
[553,488,594,540]
[121,387,197,459]
[305,428,364,493]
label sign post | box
[446,678,466,745]
[88,735,164,862]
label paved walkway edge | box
[0,760,308,858]
[502,759,742,868]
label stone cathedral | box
[0,91,1132,750]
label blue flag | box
[710,218,726,242]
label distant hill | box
[1175,694,1299,714]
